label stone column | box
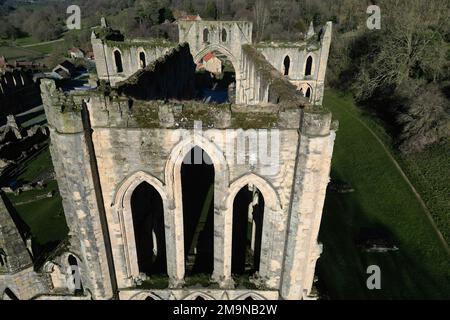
[280,110,336,300]
[167,192,185,288]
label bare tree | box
[353,0,450,99]
[253,0,269,42]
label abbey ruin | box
[0,19,335,300]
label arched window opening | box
[68,254,84,295]
[231,184,265,275]
[283,56,291,76]
[203,28,209,43]
[139,51,146,68]
[131,182,167,276]
[221,29,227,42]
[145,296,155,301]
[181,147,215,275]
[114,50,123,73]
[305,87,311,99]
[245,296,254,301]
[305,56,313,76]
[195,296,206,301]
[3,288,19,300]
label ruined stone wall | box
[36,20,335,300]
[239,45,305,106]
[120,289,279,300]
[91,33,176,86]
[257,22,332,105]
[115,44,196,101]
[0,195,50,300]
[0,70,42,120]
[178,20,252,63]
[0,268,50,300]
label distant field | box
[14,36,38,46]
[0,46,44,60]
[317,90,450,299]
[0,38,62,60]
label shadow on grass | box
[316,171,450,300]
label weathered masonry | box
[92,20,331,105]
[1,19,336,300]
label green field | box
[0,39,63,60]
[399,141,450,244]
[0,46,44,60]
[6,147,67,257]
[317,90,450,299]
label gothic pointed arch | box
[165,134,229,279]
[113,49,123,73]
[184,292,215,300]
[235,292,266,300]
[111,171,169,280]
[223,173,282,280]
[129,291,163,300]
[305,55,313,76]
[283,55,291,76]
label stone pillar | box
[40,79,115,299]
[313,22,332,105]
[280,110,336,300]
[167,200,185,288]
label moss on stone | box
[242,44,305,106]
[231,111,278,129]
[105,39,176,50]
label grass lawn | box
[27,42,56,55]
[4,146,68,257]
[317,90,450,299]
[14,36,38,46]
[398,141,450,244]
[0,46,44,60]
[15,147,54,183]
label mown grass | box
[5,146,67,252]
[15,148,54,183]
[316,90,450,299]
[0,46,43,60]
[398,141,450,244]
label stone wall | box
[0,194,50,300]
[32,19,335,300]
[239,44,305,106]
[91,28,176,86]
[0,70,42,120]
[115,44,196,101]
[257,22,333,105]
[40,79,114,300]
[38,75,335,299]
